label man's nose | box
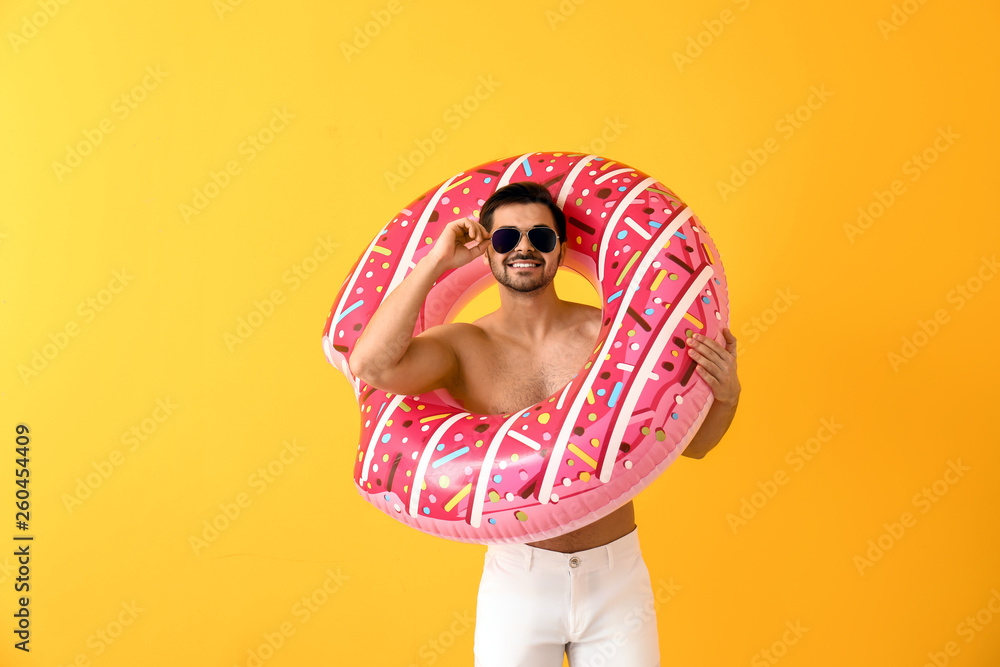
[515,231,534,252]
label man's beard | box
[490,254,557,293]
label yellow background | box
[2,0,998,665]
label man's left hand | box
[685,327,740,407]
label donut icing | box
[322,152,730,544]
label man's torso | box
[441,302,636,552]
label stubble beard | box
[490,253,558,294]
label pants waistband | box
[485,526,640,573]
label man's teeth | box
[510,262,539,267]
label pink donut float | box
[322,151,730,544]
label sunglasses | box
[490,226,560,254]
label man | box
[350,182,740,666]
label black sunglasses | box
[490,226,559,254]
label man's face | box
[485,202,564,294]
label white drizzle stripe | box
[616,362,635,372]
[556,382,573,411]
[624,216,653,240]
[470,411,523,528]
[360,394,405,482]
[331,231,384,338]
[594,167,634,185]
[598,265,714,482]
[408,412,470,517]
[538,208,694,503]
[556,155,599,209]
[498,153,536,188]
[598,177,657,282]
[385,173,461,298]
[507,430,542,451]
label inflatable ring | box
[322,151,730,544]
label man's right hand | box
[425,217,492,273]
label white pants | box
[474,526,660,666]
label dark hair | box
[479,181,566,241]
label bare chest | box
[458,338,592,416]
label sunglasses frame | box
[490,226,560,254]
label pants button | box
[569,557,580,568]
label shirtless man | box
[350,182,740,666]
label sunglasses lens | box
[528,228,558,253]
[491,228,520,254]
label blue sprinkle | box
[335,299,364,324]
[644,308,654,315]
[608,381,624,408]
[432,446,469,468]
[422,507,430,514]
[522,412,531,418]
[648,220,661,228]
[616,230,628,240]
[384,494,390,501]
[597,388,606,396]
[522,159,532,177]
[493,474,502,483]
[607,289,624,303]
[671,413,679,420]
[673,231,687,240]
[436,443,445,451]
[381,433,391,443]
[484,177,492,183]
[488,518,496,524]
[701,296,710,303]
[618,186,627,191]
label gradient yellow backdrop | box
[2,0,998,665]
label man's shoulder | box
[419,321,489,346]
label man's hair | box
[479,181,566,241]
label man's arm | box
[680,328,740,459]
[682,396,738,459]
[348,217,491,396]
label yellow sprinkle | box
[651,269,667,291]
[440,475,450,488]
[538,413,550,424]
[419,413,450,423]
[444,174,472,192]
[683,313,705,328]
[702,242,715,264]
[444,483,473,511]
[568,443,597,468]
[515,511,528,521]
